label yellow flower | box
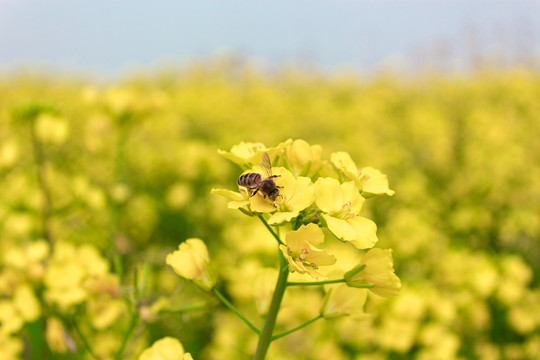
[218,140,291,167]
[279,223,336,279]
[249,167,315,225]
[13,285,41,322]
[166,239,216,291]
[314,178,378,249]
[139,337,193,360]
[330,152,395,196]
[344,248,401,297]
[285,139,323,176]
[320,284,368,319]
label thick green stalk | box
[253,251,289,360]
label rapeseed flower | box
[212,167,314,224]
[279,223,336,278]
[218,140,291,167]
[314,178,378,249]
[344,248,401,297]
[166,239,216,291]
[330,152,394,196]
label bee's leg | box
[276,186,283,188]
[269,175,281,178]
[250,188,259,197]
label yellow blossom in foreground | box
[320,284,368,319]
[139,337,193,360]
[166,239,216,291]
[330,152,395,196]
[345,248,401,297]
[286,139,323,176]
[249,167,314,225]
[279,224,336,279]
[218,140,291,167]
[315,178,378,249]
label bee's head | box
[268,188,280,201]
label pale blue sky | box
[1,0,539,76]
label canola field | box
[1,64,539,360]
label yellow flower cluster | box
[210,140,400,314]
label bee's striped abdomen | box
[238,173,261,187]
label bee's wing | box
[260,152,273,178]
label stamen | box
[342,201,351,208]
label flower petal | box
[267,211,299,225]
[286,177,315,212]
[360,167,395,196]
[315,177,343,213]
[323,215,378,249]
[323,215,358,242]
[347,217,378,249]
[286,223,324,247]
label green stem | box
[286,278,346,286]
[114,311,139,360]
[253,251,289,360]
[72,319,99,360]
[258,215,284,245]
[212,288,261,335]
[271,314,323,341]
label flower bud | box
[166,239,216,291]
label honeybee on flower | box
[237,152,283,203]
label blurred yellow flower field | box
[0,64,539,359]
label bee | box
[238,152,282,201]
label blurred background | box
[1,1,540,359]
